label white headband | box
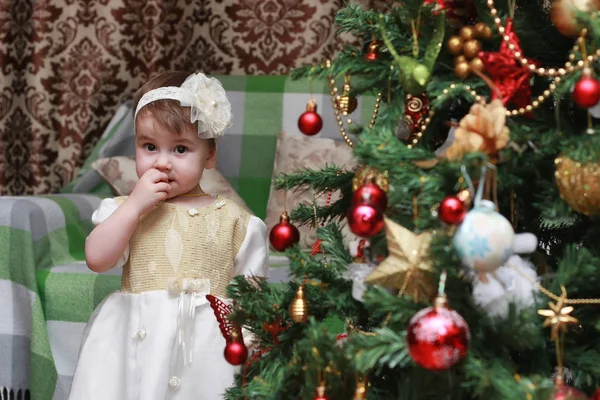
[134,73,232,139]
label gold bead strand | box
[486,0,593,78]
[369,92,382,129]
[505,77,561,116]
[328,77,354,147]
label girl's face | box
[135,114,216,198]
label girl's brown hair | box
[132,71,215,148]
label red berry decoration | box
[224,331,248,366]
[298,99,323,136]
[352,182,388,211]
[269,212,300,252]
[438,195,466,225]
[573,69,600,108]
[347,202,384,238]
[407,296,470,371]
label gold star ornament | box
[365,217,435,302]
[537,286,578,341]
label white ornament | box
[472,255,539,319]
[453,200,515,275]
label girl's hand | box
[127,168,170,216]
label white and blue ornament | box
[453,199,515,275]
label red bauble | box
[298,100,323,136]
[573,73,600,108]
[314,384,328,400]
[353,182,388,211]
[549,384,589,400]
[224,339,248,366]
[347,203,384,238]
[591,388,600,400]
[424,0,446,13]
[406,297,470,371]
[269,212,300,252]
[438,195,466,225]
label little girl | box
[69,71,269,400]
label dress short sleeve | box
[233,215,269,278]
[89,198,130,270]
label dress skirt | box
[68,290,236,400]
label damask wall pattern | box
[0,0,372,195]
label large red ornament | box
[438,195,466,225]
[353,182,388,211]
[269,212,300,252]
[298,99,323,136]
[591,388,600,400]
[224,332,248,366]
[572,72,600,108]
[479,18,537,115]
[347,203,384,238]
[407,297,470,371]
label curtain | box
[0,0,369,195]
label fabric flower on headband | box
[135,72,233,139]
[181,73,232,139]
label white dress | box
[68,196,269,400]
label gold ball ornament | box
[460,25,475,41]
[469,57,485,74]
[462,40,481,60]
[289,286,310,323]
[551,0,600,37]
[334,82,358,116]
[447,36,463,55]
[454,55,467,65]
[555,155,600,215]
[454,61,471,79]
[474,22,493,40]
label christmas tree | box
[223,1,600,399]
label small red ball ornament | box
[424,0,446,13]
[352,182,388,211]
[407,296,470,371]
[364,40,378,61]
[573,70,600,108]
[269,212,300,252]
[224,331,248,366]
[438,195,466,225]
[549,383,589,400]
[313,384,328,400]
[298,99,323,136]
[347,202,384,238]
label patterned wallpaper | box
[0,0,370,195]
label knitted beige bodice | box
[116,196,250,297]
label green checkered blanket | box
[0,194,292,400]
